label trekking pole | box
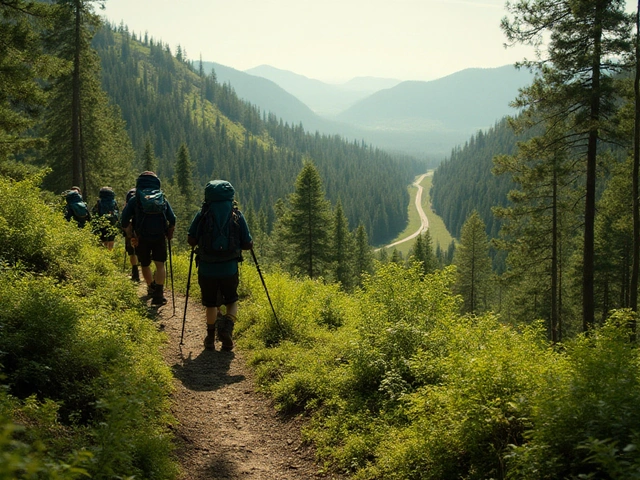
[181,247,195,345]
[167,238,176,317]
[250,248,283,332]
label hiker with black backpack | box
[187,180,253,351]
[92,186,120,251]
[64,186,91,228]
[122,188,140,282]
[121,172,176,305]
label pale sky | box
[100,0,633,84]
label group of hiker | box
[63,171,253,352]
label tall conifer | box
[454,211,492,314]
[502,0,633,330]
[281,160,332,278]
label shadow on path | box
[172,348,245,392]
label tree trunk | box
[630,0,640,339]
[71,0,82,188]
[583,0,604,332]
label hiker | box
[64,186,91,228]
[122,188,140,282]
[92,186,120,250]
[121,172,176,305]
[187,180,253,351]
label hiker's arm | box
[120,199,133,232]
[239,213,253,250]
[186,211,201,247]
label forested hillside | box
[431,117,520,241]
[93,24,423,245]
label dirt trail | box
[149,289,345,480]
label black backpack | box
[96,187,119,225]
[133,173,167,238]
[196,203,243,263]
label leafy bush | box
[240,259,640,479]
[0,175,178,479]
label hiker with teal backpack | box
[92,186,120,251]
[122,188,140,282]
[121,172,176,305]
[187,180,253,351]
[64,186,91,228]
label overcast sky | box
[101,0,634,84]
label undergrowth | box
[237,260,640,479]
[0,174,177,479]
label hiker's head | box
[204,180,235,203]
[71,186,81,194]
[136,171,161,189]
[126,188,136,203]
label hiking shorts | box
[136,237,167,266]
[198,273,239,308]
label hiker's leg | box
[153,260,166,285]
[219,274,240,351]
[225,301,238,318]
[141,265,153,285]
[105,240,115,251]
[206,306,219,325]
[199,275,220,350]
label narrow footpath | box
[150,290,345,480]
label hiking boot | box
[217,314,235,351]
[131,265,140,283]
[151,284,167,305]
[204,324,216,350]
[147,281,158,296]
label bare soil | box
[148,289,346,480]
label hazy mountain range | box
[201,61,533,159]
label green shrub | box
[0,175,178,479]
[508,311,640,479]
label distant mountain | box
[245,65,401,116]
[201,62,533,160]
[337,66,532,136]
[201,61,340,133]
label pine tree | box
[142,137,157,173]
[281,161,332,278]
[331,200,355,290]
[43,0,134,200]
[0,1,58,162]
[175,142,194,204]
[354,223,374,286]
[454,211,492,314]
[502,0,633,330]
[409,230,437,275]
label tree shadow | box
[172,348,245,392]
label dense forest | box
[4,0,640,479]
[92,23,424,246]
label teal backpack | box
[66,190,89,222]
